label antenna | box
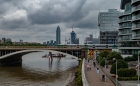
[72,24,74,31]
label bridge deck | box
[85,60,115,86]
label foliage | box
[100,59,105,66]
[124,56,137,62]
[110,60,128,74]
[99,50,110,58]
[117,68,136,77]
[107,51,123,60]
[118,76,138,81]
[96,56,103,64]
[75,60,83,86]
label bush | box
[117,68,136,77]
[99,50,110,58]
[110,60,128,74]
[118,76,138,81]
[107,51,123,60]
[75,60,82,86]
[100,59,105,66]
[96,56,103,64]
[124,56,137,62]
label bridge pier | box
[0,54,22,66]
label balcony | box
[119,19,132,23]
[119,26,131,29]
[132,5,140,14]
[134,34,140,38]
[119,11,131,18]
[119,32,132,35]
[119,44,140,47]
[132,24,140,30]
[132,0,140,5]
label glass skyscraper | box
[98,9,123,44]
[71,30,79,44]
[56,26,61,45]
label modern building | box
[119,0,140,55]
[93,38,100,44]
[71,29,79,44]
[98,9,123,44]
[1,38,6,44]
[85,34,93,44]
[56,26,61,45]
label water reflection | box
[0,51,78,86]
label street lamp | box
[113,58,117,86]
[138,51,140,86]
[104,57,107,83]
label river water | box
[0,51,79,86]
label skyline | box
[0,0,121,44]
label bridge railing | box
[82,58,91,86]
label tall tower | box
[56,26,61,45]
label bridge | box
[0,46,112,66]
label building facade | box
[71,30,79,44]
[56,26,61,45]
[85,34,93,44]
[119,0,140,55]
[98,9,123,44]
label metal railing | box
[82,58,91,86]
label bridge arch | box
[0,50,78,66]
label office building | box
[85,34,93,44]
[119,0,140,55]
[56,26,61,45]
[98,9,123,44]
[71,29,79,44]
[93,38,100,44]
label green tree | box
[107,51,123,60]
[100,59,105,66]
[110,60,128,74]
[99,50,110,58]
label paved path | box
[85,60,115,86]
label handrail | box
[82,58,91,86]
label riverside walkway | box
[85,60,115,86]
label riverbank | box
[66,67,78,86]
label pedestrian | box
[96,68,99,74]
[49,52,53,61]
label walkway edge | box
[82,58,91,86]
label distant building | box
[56,26,61,45]
[93,38,100,44]
[85,34,93,44]
[71,29,79,44]
[98,9,123,44]
[6,38,12,42]
[1,38,6,44]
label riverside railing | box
[82,58,91,86]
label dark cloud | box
[0,0,121,43]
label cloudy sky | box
[0,0,122,44]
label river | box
[0,51,79,86]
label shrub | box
[117,68,136,77]
[99,50,110,58]
[75,60,83,85]
[124,56,137,62]
[110,60,128,74]
[107,51,123,60]
[100,59,105,66]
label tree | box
[107,51,123,60]
[99,50,110,58]
[110,60,128,74]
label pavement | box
[85,60,115,86]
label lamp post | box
[104,57,106,83]
[113,58,117,86]
[138,51,140,86]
